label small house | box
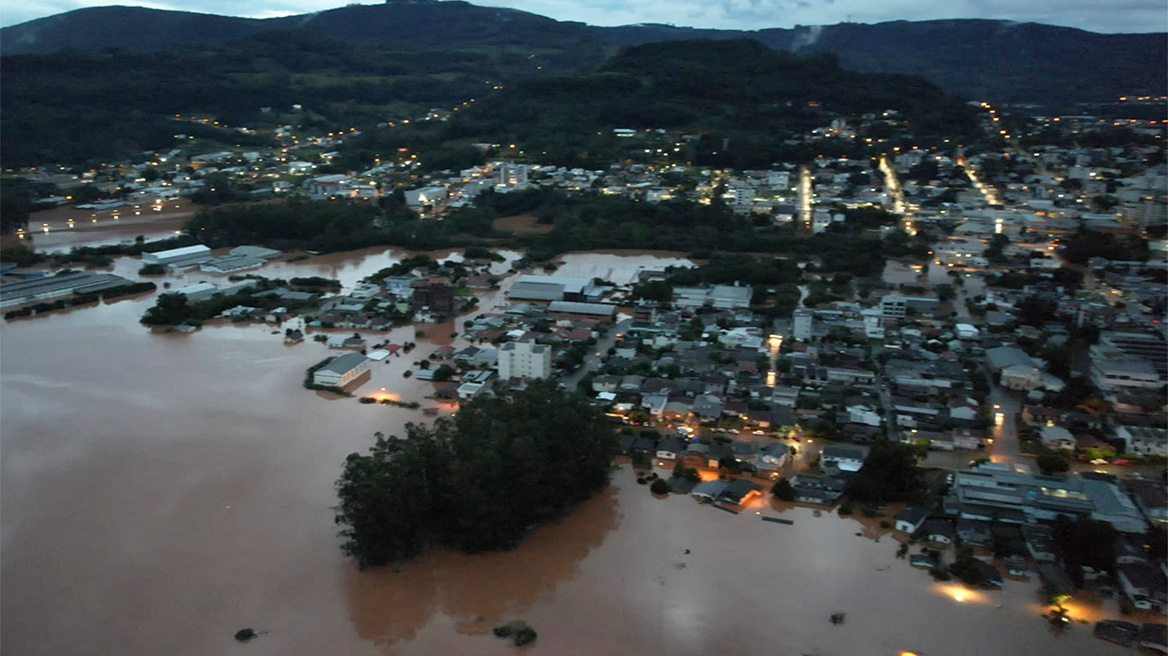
[909,554,936,569]
[920,518,955,544]
[655,437,684,461]
[1039,425,1076,451]
[629,437,656,457]
[969,560,1004,589]
[691,480,730,503]
[718,479,762,507]
[820,445,868,472]
[895,507,929,534]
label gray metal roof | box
[319,352,368,374]
[0,272,131,302]
[985,346,1034,371]
[229,245,282,259]
[547,301,616,316]
[691,480,730,499]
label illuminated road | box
[988,384,1022,463]
[798,166,812,230]
[878,155,914,235]
[956,152,1002,206]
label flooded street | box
[0,248,1136,656]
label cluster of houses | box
[887,460,1168,618]
[301,261,495,330]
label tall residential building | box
[498,163,530,187]
[498,340,552,380]
[412,278,454,318]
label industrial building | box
[199,246,282,274]
[312,353,370,388]
[508,275,607,302]
[141,245,212,269]
[169,280,256,302]
[949,465,1148,533]
[673,284,753,309]
[0,272,134,308]
[546,301,617,319]
[404,186,448,208]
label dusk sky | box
[3,0,1167,33]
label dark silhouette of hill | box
[3,4,1163,105]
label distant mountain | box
[3,4,1164,106]
[1,2,597,54]
[759,20,1167,107]
[1,6,264,53]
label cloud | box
[2,0,1165,33]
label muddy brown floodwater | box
[13,200,199,253]
[0,248,1143,656]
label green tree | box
[335,428,448,567]
[846,439,924,504]
[771,478,796,501]
[432,364,456,381]
[672,461,701,482]
[334,383,618,566]
[140,292,190,325]
[1051,514,1118,586]
[1036,453,1070,475]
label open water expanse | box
[0,247,1144,655]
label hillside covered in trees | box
[5,3,1162,107]
[341,39,978,170]
[4,4,1163,167]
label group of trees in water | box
[335,383,618,567]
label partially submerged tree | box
[335,382,618,567]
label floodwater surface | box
[0,248,1138,656]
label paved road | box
[878,380,896,439]
[561,318,631,390]
[988,383,1023,463]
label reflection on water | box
[346,486,619,647]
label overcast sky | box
[3,0,1166,32]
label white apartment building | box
[498,340,552,380]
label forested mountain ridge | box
[4,3,1164,106]
[375,39,978,170]
[2,3,1163,166]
